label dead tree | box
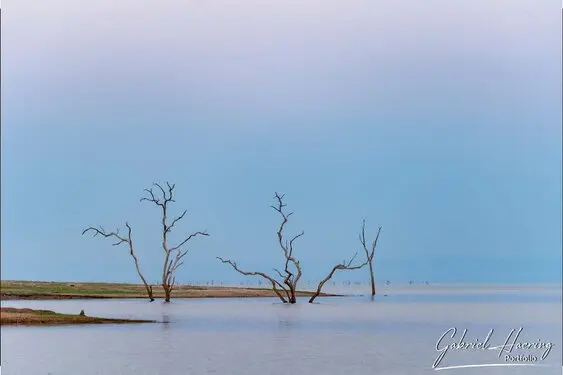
[359,219,382,296]
[141,182,209,302]
[217,192,304,304]
[309,253,367,303]
[82,223,155,302]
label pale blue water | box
[1,286,561,375]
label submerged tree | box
[218,192,364,304]
[218,192,303,303]
[359,219,382,297]
[82,223,154,302]
[141,182,209,302]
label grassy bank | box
[1,280,330,300]
[0,307,155,326]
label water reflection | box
[161,313,172,331]
[277,319,295,330]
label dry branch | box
[359,219,382,296]
[82,224,154,302]
[309,253,367,303]
[217,257,289,302]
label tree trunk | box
[132,254,154,302]
[288,288,297,304]
[309,266,338,303]
[163,283,171,302]
[369,262,376,296]
[309,279,328,303]
[145,285,155,302]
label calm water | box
[1,286,561,375]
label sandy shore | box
[1,280,334,300]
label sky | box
[1,0,561,285]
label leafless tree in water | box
[218,192,304,303]
[82,223,154,302]
[218,192,366,304]
[359,219,382,296]
[141,182,209,302]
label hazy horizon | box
[1,279,563,288]
[1,0,561,285]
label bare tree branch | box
[82,223,154,302]
[167,210,187,233]
[309,253,367,303]
[273,268,285,279]
[359,219,382,262]
[217,257,289,303]
[169,231,209,252]
[82,226,128,246]
[140,188,161,206]
[359,219,383,297]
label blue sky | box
[1,0,561,285]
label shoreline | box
[1,280,338,301]
[0,307,155,326]
[4,280,556,301]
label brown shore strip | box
[1,280,337,301]
[1,307,155,326]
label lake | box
[1,285,561,375]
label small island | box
[1,307,155,326]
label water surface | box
[2,286,561,375]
